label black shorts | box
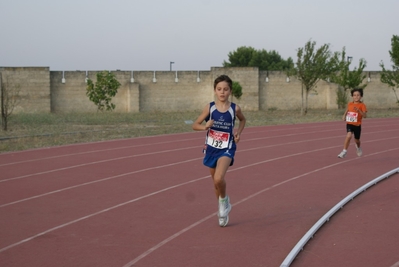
[346,124,361,139]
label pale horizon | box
[1,0,398,72]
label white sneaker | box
[337,150,347,158]
[218,196,231,218]
[218,215,229,227]
[356,146,362,157]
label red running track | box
[0,117,398,267]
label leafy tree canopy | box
[223,46,294,71]
[86,71,121,111]
[380,35,399,104]
[330,47,367,91]
[292,40,336,114]
[232,81,243,101]
[380,35,399,88]
[294,40,335,91]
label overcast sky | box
[1,0,398,71]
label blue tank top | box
[204,101,236,156]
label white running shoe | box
[337,150,347,158]
[218,215,229,227]
[356,146,363,157]
[218,196,231,218]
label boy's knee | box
[213,176,225,186]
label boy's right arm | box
[342,106,349,121]
[192,104,213,131]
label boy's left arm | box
[362,104,367,118]
[234,105,246,143]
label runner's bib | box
[207,129,230,149]
[346,111,358,123]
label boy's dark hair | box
[351,88,364,97]
[214,75,232,90]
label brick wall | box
[0,67,397,114]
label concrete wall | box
[50,71,140,113]
[259,70,398,110]
[212,67,260,111]
[1,67,397,114]
[259,71,339,111]
[133,70,212,112]
[0,67,50,113]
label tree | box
[293,40,336,115]
[380,35,399,105]
[231,81,243,102]
[86,71,121,111]
[330,47,367,108]
[1,73,21,131]
[223,46,294,71]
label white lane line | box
[0,121,394,167]
[0,136,202,167]
[0,125,331,167]
[0,174,210,254]
[0,157,201,208]
[0,146,200,183]
[1,136,398,207]
[1,147,398,255]
[280,167,399,267]
[122,147,399,267]
[2,129,398,184]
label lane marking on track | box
[2,130,398,184]
[0,146,200,182]
[0,157,201,208]
[1,147,398,255]
[0,137,202,167]
[1,136,398,207]
[1,119,397,167]
[122,147,399,267]
[280,167,399,267]
[0,124,334,167]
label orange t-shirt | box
[346,102,367,126]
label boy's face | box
[214,81,231,101]
[352,91,362,102]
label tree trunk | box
[301,84,305,115]
[0,75,4,131]
[305,89,308,115]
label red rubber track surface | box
[0,117,398,267]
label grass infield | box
[1,108,398,153]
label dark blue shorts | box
[346,124,361,139]
[203,150,235,168]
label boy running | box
[338,88,367,158]
[192,75,246,227]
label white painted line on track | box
[0,125,333,167]
[121,147,399,267]
[0,174,211,254]
[2,130,398,184]
[1,136,398,207]
[1,119,396,167]
[1,147,398,256]
[0,137,202,167]
[0,145,200,183]
[0,157,201,208]
[280,167,399,267]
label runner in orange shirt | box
[337,88,367,158]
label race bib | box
[346,111,358,122]
[207,129,230,149]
